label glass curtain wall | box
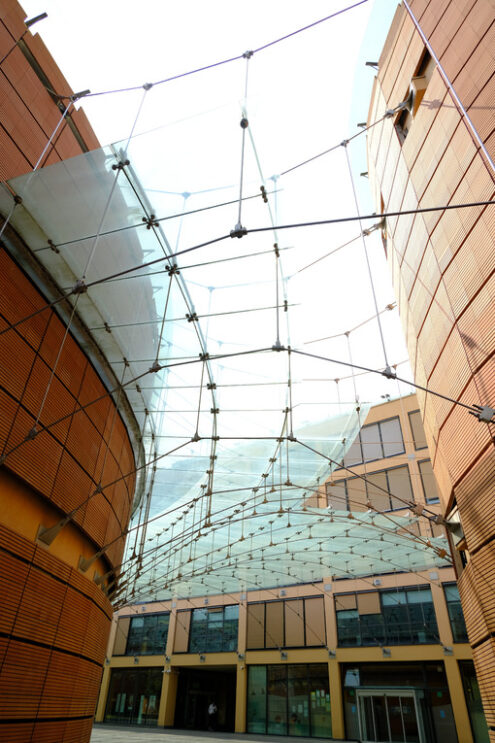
[126,613,170,655]
[189,605,239,652]
[247,664,331,738]
[104,667,163,726]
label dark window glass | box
[189,605,239,653]
[247,665,267,734]
[126,613,169,656]
[336,587,438,646]
[444,584,469,643]
[104,667,163,726]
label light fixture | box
[165,655,171,663]
[280,651,288,660]
[328,649,336,658]
[199,654,206,662]
[134,657,139,664]
[443,646,453,656]
[382,647,391,657]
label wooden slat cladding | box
[0,251,135,567]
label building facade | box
[0,3,139,740]
[366,1,495,738]
[97,396,488,743]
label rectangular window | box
[125,613,170,656]
[418,459,439,503]
[336,586,438,646]
[247,598,325,649]
[329,464,413,513]
[340,417,404,468]
[189,604,239,653]
[444,584,469,643]
[408,409,428,450]
[248,664,331,738]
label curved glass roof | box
[3,0,451,601]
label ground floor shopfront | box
[96,653,487,742]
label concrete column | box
[328,660,345,739]
[94,665,111,722]
[443,656,474,743]
[235,663,248,733]
[158,669,179,727]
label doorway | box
[357,690,426,743]
[175,666,236,732]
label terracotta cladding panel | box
[470,636,495,727]
[436,376,493,482]
[0,549,30,634]
[55,589,91,656]
[13,565,66,645]
[379,130,401,207]
[51,449,93,515]
[456,280,495,372]
[65,408,101,477]
[0,327,36,400]
[456,447,495,552]
[0,639,51,717]
[78,369,113,433]
[426,332,472,423]
[389,31,426,110]
[379,15,415,101]
[5,411,62,497]
[451,22,495,108]
[466,74,495,144]
[428,0,468,58]
[81,491,111,545]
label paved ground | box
[90,725,356,742]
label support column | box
[235,662,248,733]
[329,660,345,739]
[430,580,454,647]
[95,665,111,722]
[158,669,179,727]
[444,656,474,743]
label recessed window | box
[408,409,428,450]
[125,613,170,655]
[328,464,413,512]
[418,459,439,503]
[444,584,468,643]
[342,416,404,468]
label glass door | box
[357,690,425,743]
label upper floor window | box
[328,463,413,512]
[189,605,239,653]
[247,597,326,650]
[126,613,170,655]
[418,459,440,503]
[336,586,438,647]
[341,416,404,468]
[395,49,435,144]
[444,584,468,643]
[408,409,428,450]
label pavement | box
[90,725,356,742]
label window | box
[408,409,428,449]
[327,464,413,512]
[247,664,331,738]
[336,586,438,646]
[395,49,435,144]
[189,604,239,652]
[444,584,468,643]
[247,597,325,650]
[418,459,439,503]
[125,613,169,656]
[342,417,404,468]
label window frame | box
[124,611,170,656]
[328,462,414,513]
[408,409,428,450]
[418,458,440,503]
[246,597,326,650]
[340,415,405,469]
[188,603,239,653]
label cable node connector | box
[340,139,349,148]
[111,159,130,170]
[469,404,495,423]
[240,117,249,129]
[260,185,268,203]
[104,322,111,334]
[199,352,210,361]
[25,426,38,441]
[143,82,153,91]
[48,239,59,254]
[191,433,201,443]
[13,194,23,205]
[272,341,285,352]
[207,382,216,390]
[186,312,198,323]
[166,264,180,275]
[149,361,162,374]
[243,50,254,59]
[230,223,247,238]
[273,242,280,257]
[142,214,159,230]
[287,434,297,442]
[72,278,87,295]
[382,366,396,380]
[210,408,219,415]
[212,435,220,442]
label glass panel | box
[459,661,489,743]
[447,602,468,643]
[372,695,390,741]
[360,613,385,646]
[328,480,348,511]
[361,423,382,462]
[288,672,310,736]
[381,417,405,457]
[409,410,428,449]
[104,667,162,726]
[337,610,360,647]
[343,437,363,467]
[366,471,390,511]
[400,696,421,743]
[247,666,267,734]
[309,673,332,738]
[418,460,439,502]
[386,465,413,510]
[267,665,287,735]
[387,695,405,742]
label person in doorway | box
[207,700,218,731]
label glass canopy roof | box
[3,2,451,601]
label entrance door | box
[357,690,425,743]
